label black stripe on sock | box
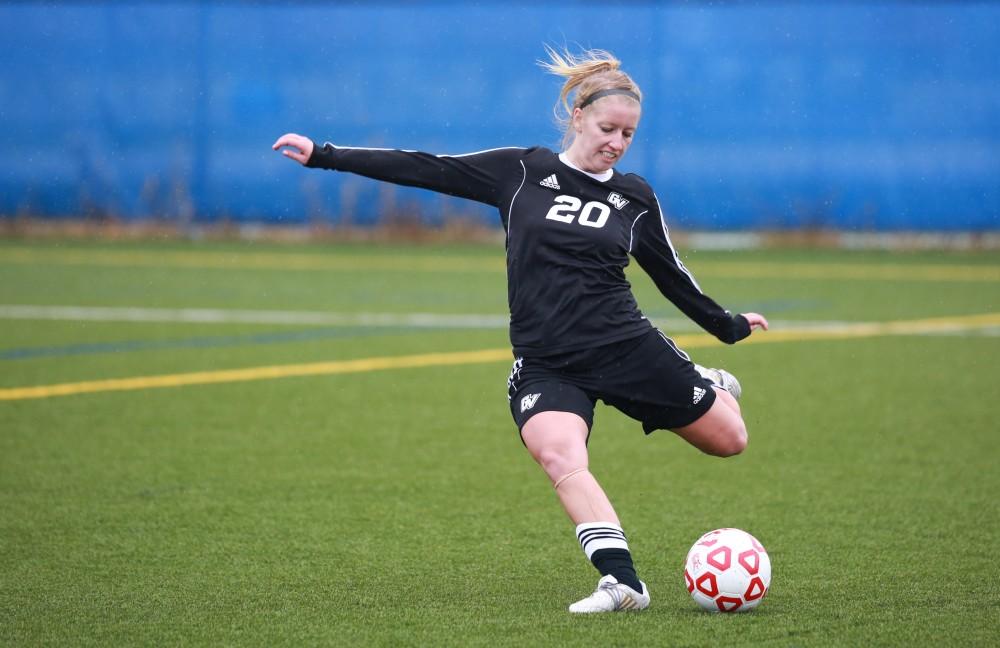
[577,527,627,544]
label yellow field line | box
[697,262,1000,283]
[1,248,998,280]
[735,312,1000,344]
[1,313,998,402]
[0,349,513,401]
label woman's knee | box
[520,411,590,479]
[534,445,581,479]
[711,421,748,457]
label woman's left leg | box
[671,387,749,457]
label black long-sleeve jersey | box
[307,144,750,358]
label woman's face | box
[567,96,641,173]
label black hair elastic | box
[579,88,641,109]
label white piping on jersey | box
[507,160,528,241]
[628,210,648,254]
[656,329,692,361]
[323,143,527,159]
[322,143,416,153]
[444,146,527,158]
[652,193,703,293]
[557,152,614,182]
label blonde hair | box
[539,45,642,147]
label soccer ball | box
[684,528,771,612]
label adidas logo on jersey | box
[693,385,707,404]
[521,393,541,413]
[607,192,629,210]
[539,174,561,190]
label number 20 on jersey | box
[545,195,611,229]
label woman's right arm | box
[273,133,525,207]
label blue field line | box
[0,327,425,360]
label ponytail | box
[539,45,642,146]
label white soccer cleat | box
[695,365,742,401]
[568,575,650,613]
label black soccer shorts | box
[507,327,717,436]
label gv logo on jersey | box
[607,192,629,210]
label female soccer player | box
[273,47,768,613]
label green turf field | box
[1,239,998,646]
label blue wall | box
[1,1,998,231]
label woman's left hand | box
[742,312,769,332]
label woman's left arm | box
[631,192,765,344]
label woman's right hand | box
[272,133,315,165]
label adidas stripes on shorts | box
[507,328,717,436]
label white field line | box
[0,305,510,329]
[1,305,999,337]
[3,304,1000,345]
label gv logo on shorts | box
[521,393,541,413]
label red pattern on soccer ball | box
[744,577,766,601]
[707,546,732,571]
[716,596,744,612]
[738,549,760,574]
[695,572,719,597]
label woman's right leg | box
[520,410,617,523]
[520,410,649,612]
